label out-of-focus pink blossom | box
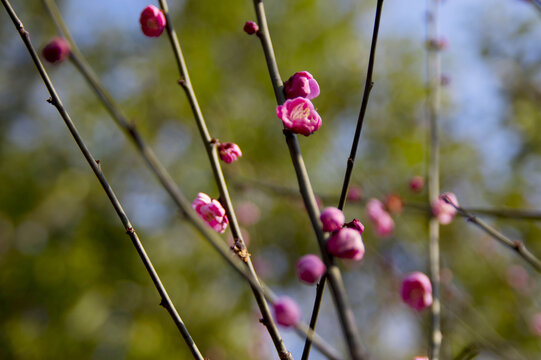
[296,254,326,284]
[385,194,403,214]
[506,265,530,292]
[320,207,345,232]
[217,142,242,164]
[344,218,365,234]
[273,297,301,327]
[409,176,425,192]
[284,71,320,100]
[347,185,363,202]
[243,21,259,35]
[326,228,365,261]
[366,198,386,222]
[276,97,322,136]
[192,192,229,233]
[432,192,459,225]
[532,313,541,336]
[374,212,394,237]
[139,5,166,37]
[42,37,70,64]
[413,357,429,360]
[236,201,260,226]
[401,272,433,311]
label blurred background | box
[1,0,541,359]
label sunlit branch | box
[2,1,203,358]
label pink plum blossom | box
[344,218,365,234]
[42,37,70,64]
[401,272,433,311]
[284,71,320,100]
[347,185,363,202]
[374,212,394,237]
[243,21,259,35]
[192,192,229,233]
[276,97,322,136]
[139,5,166,37]
[217,142,242,164]
[432,192,459,225]
[320,207,345,232]
[273,297,301,327]
[296,254,326,284]
[366,198,386,222]
[326,228,365,261]
[409,176,425,192]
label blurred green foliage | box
[1,0,541,359]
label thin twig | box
[426,0,442,358]
[442,197,541,273]
[1,2,203,358]
[31,2,343,358]
[251,1,365,359]
[155,1,294,358]
[303,2,385,358]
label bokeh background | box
[1,0,541,359]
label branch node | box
[159,297,167,308]
[177,78,187,88]
[126,227,135,235]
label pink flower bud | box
[276,97,322,136]
[385,194,403,214]
[326,228,365,261]
[374,212,394,237]
[192,192,229,233]
[344,218,365,234]
[347,185,363,202]
[139,5,166,37]
[217,142,242,164]
[42,37,70,64]
[320,207,345,232]
[296,254,326,284]
[284,71,320,100]
[401,272,433,311]
[532,313,541,336]
[273,297,301,327]
[243,21,259,35]
[432,192,459,225]
[366,198,385,222]
[409,176,425,192]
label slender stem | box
[156,1,294,359]
[251,1,365,359]
[337,0,384,211]
[34,2,342,358]
[443,197,541,273]
[426,0,442,358]
[303,3,384,357]
[1,2,203,358]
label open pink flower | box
[320,207,345,232]
[273,297,301,327]
[276,97,322,136]
[432,192,459,225]
[326,228,365,261]
[192,192,228,233]
[401,272,433,311]
[296,254,326,284]
[217,142,242,164]
[284,71,320,100]
[139,5,166,37]
[42,37,70,64]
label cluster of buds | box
[320,207,365,261]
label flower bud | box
[217,142,242,164]
[326,228,365,261]
[273,297,301,327]
[276,97,322,136]
[284,71,320,100]
[320,207,345,232]
[192,192,229,233]
[42,37,70,64]
[346,185,363,202]
[139,5,166,37]
[401,272,433,311]
[432,192,459,225]
[343,218,365,234]
[243,21,259,35]
[385,194,403,214]
[296,254,326,284]
[409,176,425,192]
